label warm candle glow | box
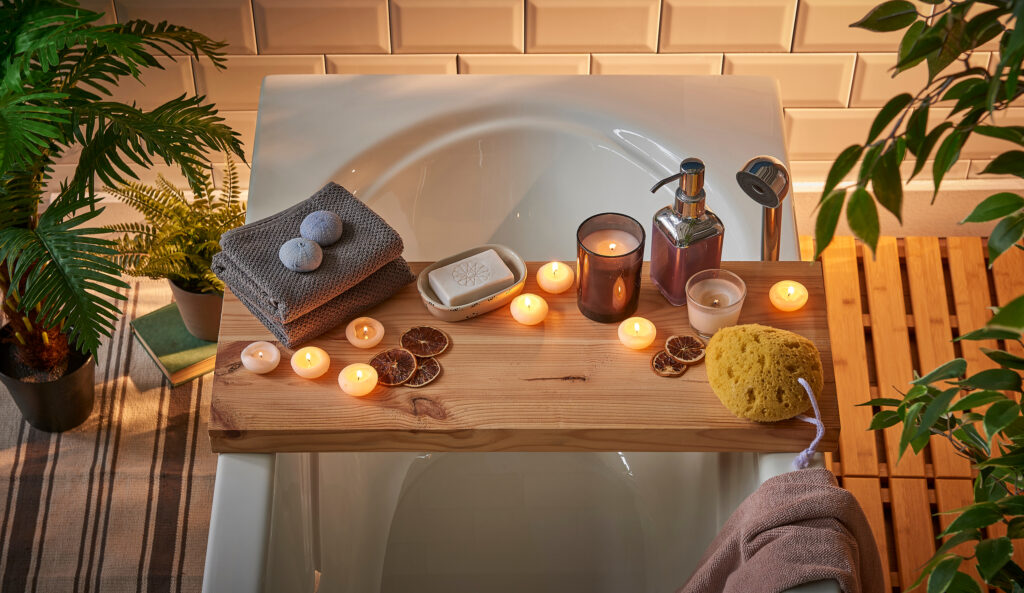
[536,261,575,294]
[769,280,809,312]
[618,317,656,350]
[510,293,548,325]
[345,317,384,348]
[291,347,330,379]
[241,341,280,374]
[339,363,377,397]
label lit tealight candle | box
[536,261,575,294]
[290,346,330,379]
[617,317,656,350]
[240,341,281,374]
[338,363,378,397]
[769,280,809,312]
[510,293,549,325]
[345,316,384,349]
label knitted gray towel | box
[230,258,416,348]
[212,182,403,324]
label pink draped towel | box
[679,468,885,593]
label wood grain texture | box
[821,236,880,476]
[841,476,892,592]
[935,479,985,588]
[990,244,1024,358]
[862,238,926,477]
[904,237,972,478]
[947,237,998,376]
[210,261,839,453]
[889,478,936,591]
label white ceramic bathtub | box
[203,75,836,593]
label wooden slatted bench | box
[800,235,1024,592]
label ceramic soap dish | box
[417,244,526,322]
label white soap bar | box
[428,249,516,307]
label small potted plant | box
[106,159,246,341]
[0,1,244,432]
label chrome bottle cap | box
[651,158,706,217]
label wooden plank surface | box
[991,244,1024,358]
[889,478,936,590]
[862,238,926,477]
[820,236,880,476]
[947,237,998,376]
[904,237,972,478]
[935,479,985,588]
[841,477,892,592]
[210,261,839,453]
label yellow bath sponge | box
[705,324,823,422]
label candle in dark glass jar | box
[576,213,645,323]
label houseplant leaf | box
[851,1,919,32]
[846,187,880,252]
[961,192,1024,223]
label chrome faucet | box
[736,156,790,261]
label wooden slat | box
[990,244,1024,358]
[799,235,815,262]
[947,237,998,376]
[904,237,972,478]
[889,478,937,590]
[821,236,880,476]
[935,479,985,588]
[842,477,892,592]
[862,238,927,477]
[211,261,840,453]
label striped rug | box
[0,279,214,593]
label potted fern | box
[0,0,243,431]
[107,159,246,341]
[815,0,1024,590]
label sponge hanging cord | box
[792,378,825,470]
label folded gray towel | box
[230,258,416,348]
[212,182,403,324]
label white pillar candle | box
[241,341,281,374]
[345,317,385,349]
[685,270,746,339]
[510,293,548,325]
[617,317,656,350]
[290,346,330,379]
[536,261,574,294]
[338,363,378,397]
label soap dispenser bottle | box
[649,158,724,306]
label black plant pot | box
[0,326,95,432]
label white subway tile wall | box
[70,0,1018,192]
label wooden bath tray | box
[210,261,839,454]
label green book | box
[130,303,218,386]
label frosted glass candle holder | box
[685,269,746,339]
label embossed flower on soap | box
[451,261,490,287]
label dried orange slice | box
[400,326,450,358]
[651,350,688,377]
[665,335,706,364]
[406,357,441,388]
[369,348,418,386]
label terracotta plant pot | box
[0,325,95,432]
[169,279,224,342]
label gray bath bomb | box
[300,210,344,246]
[279,237,323,273]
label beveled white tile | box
[458,54,589,74]
[526,0,659,53]
[591,53,722,75]
[850,52,991,107]
[114,0,257,54]
[217,111,258,160]
[391,0,524,53]
[253,0,389,54]
[193,56,325,111]
[109,56,195,111]
[725,53,855,107]
[785,108,878,160]
[326,54,456,74]
[661,0,796,52]
[794,0,932,52]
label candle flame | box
[609,242,617,251]
[634,321,640,335]
[787,285,795,297]
[356,369,363,381]
[552,262,559,274]
[305,352,312,367]
[258,351,263,359]
[362,325,369,338]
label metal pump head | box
[736,156,790,261]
